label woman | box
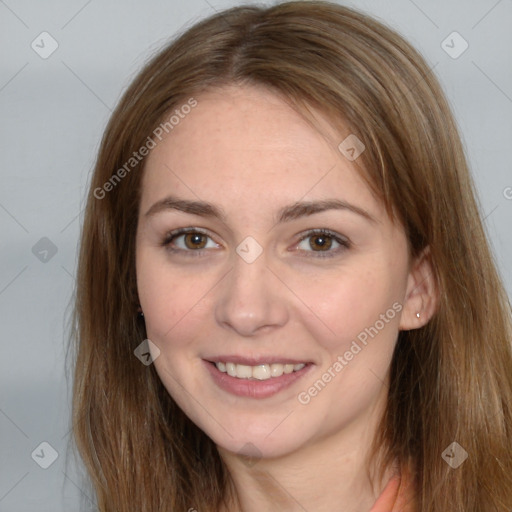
[70,1,512,511]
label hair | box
[69,1,512,511]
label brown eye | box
[296,229,350,258]
[163,229,218,253]
[309,234,332,251]
[183,232,207,249]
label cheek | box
[136,251,215,343]
[286,258,405,354]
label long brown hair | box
[69,1,512,510]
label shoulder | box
[369,461,416,512]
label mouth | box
[212,361,306,380]
[203,357,313,399]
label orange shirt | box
[369,466,415,512]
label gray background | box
[1,0,511,510]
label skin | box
[135,84,437,512]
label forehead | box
[140,84,381,221]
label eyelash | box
[161,227,351,259]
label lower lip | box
[204,360,312,399]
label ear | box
[399,246,438,331]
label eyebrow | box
[144,195,377,224]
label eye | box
[162,228,220,254]
[295,229,350,257]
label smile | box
[204,359,312,399]
[215,361,306,380]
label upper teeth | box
[215,362,306,380]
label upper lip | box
[205,355,311,366]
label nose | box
[214,249,289,337]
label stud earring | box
[416,312,421,319]
[137,305,144,317]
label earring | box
[416,312,421,319]
[137,305,144,318]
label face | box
[135,84,413,460]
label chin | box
[216,433,304,462]
[200,413,318,462]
